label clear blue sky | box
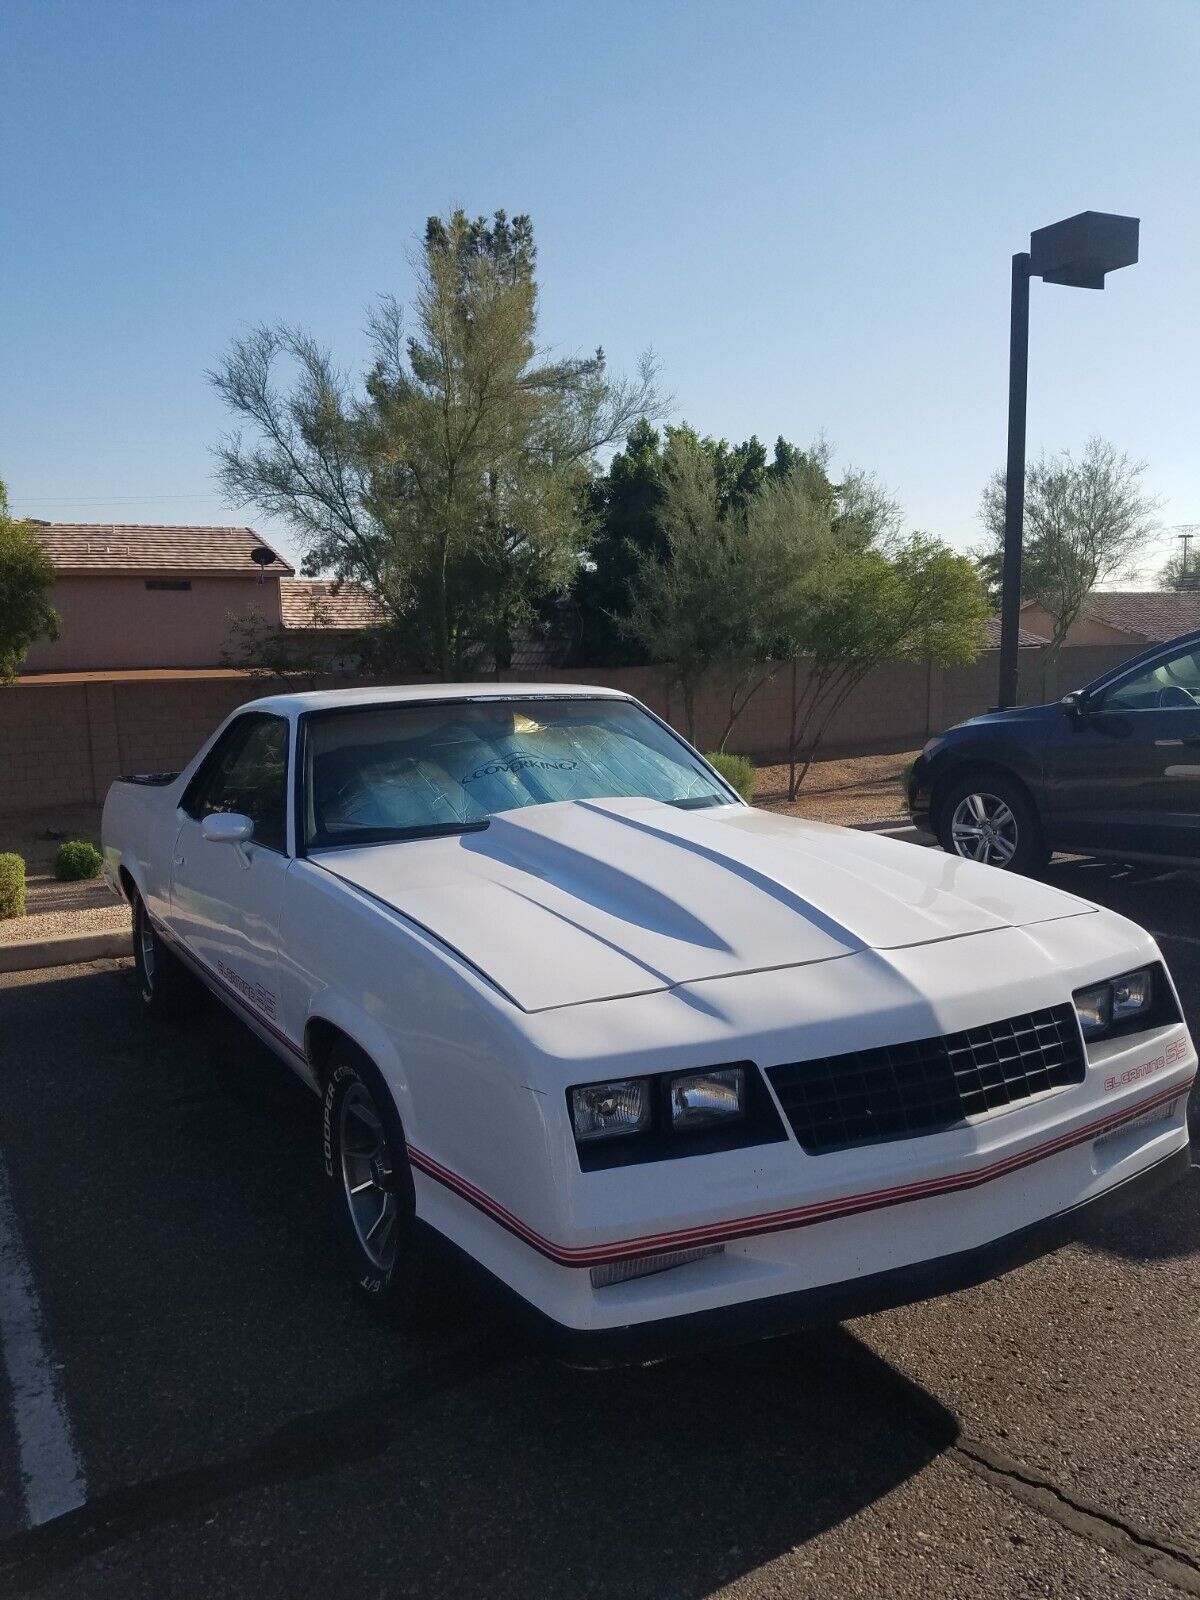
[3,0,1197,578]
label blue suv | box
[907,629,1200,874]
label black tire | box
[935,771,1049,875]
[131,892,201,1018]
[322,1040,427,1315]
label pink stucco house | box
[21,523,383,673]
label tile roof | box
[279,578,386,630]
[33,524,294,576]
[981,615,1048,648]
[1081,590,1200,643]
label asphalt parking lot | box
[0,856,1198,1599]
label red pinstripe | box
[149,912,1191,1270]
[408,1075,1193,1267]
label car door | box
[1044,641,1200,860]
[170,712,293,1034]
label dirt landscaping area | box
[0,804,129,946]
[754,748,919,829]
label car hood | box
[312,797,1096,1012]
[954,701,1061,731]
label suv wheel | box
[937,773,1049,875]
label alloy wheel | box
[949,791,1019,867]
[339,1082,399,1272]
[138,905,156,992]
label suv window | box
[184,715,290,853]
[1101,645,1200,711]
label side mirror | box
[201,812,254,845]
[200,812,255,866]
[1061,689,1091,721]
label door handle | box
[172,854,186,866]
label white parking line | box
[1149,929,1200,949]
[0,1149,86,1526]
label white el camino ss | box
[102,685,1195,1362]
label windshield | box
[302,696,733,848]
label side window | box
[184,716,290,853]
[1101,646,1200,712]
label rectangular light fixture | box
[590,1245,723,1289]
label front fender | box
[304,990,413,1125]
[927,739,1047,821]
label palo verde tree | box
[977,436,1160,671]
[783,536,987,798]
[621,433,733,741]
[623,435,918,754]
[0,482,57,683]
[623,436,851,747]
[575,425,818,667]
[212,210,659,678]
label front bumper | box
[522,1140,1191,1365]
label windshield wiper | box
[669,794,727,811]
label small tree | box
[0,482,57,683]
[978,437,1160,670]
[622,438,835,745]
[574,425,825,669]
[784,537,987,798]
[622,435,732,743]
[212,210,659,679]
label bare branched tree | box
[978,437,1161,670]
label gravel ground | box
[0,874,129,946]
[754,749,918,828]
[0,804,128,945]
[0,806,105,875]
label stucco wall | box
[21,575,283,673]
[0,641,1141,815]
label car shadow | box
[189,1003,963,1596]
[1073,1161,1200,1263]
[0,964,961,1597]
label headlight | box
[1073,966,1160,1041]
[669,1067,745,1127]
[1113,969,1153,1019]
[567,1061,785,1170]
[571,1079,651,1141]
[1074,982,1113,1038]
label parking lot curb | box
[0,929,131,974]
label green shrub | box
[54,840,103,882]
[0,853,25,919]
[705,751,756,804]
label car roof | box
[236,682,634,718]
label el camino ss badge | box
[1104,1035,1188,1092]
[215,958,278,1021]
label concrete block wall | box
[0,642,1144,816]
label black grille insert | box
[767,1003,1086,1155]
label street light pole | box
[997,252,1031,712]
[993,211,1139,711]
